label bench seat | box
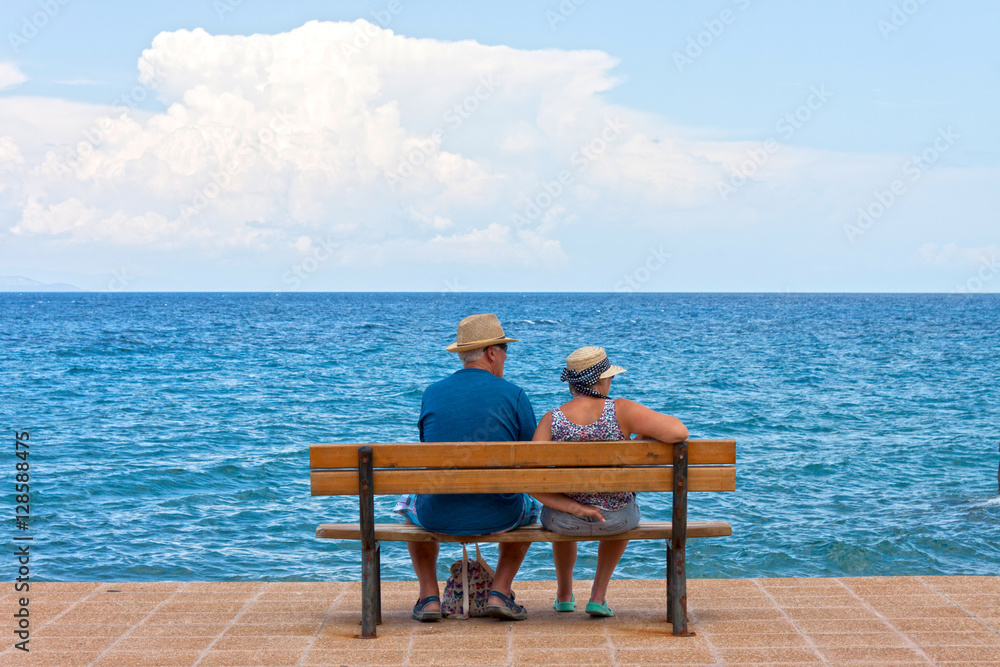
[316,521,733,542]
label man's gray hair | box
[457,347,487,364]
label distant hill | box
[0,276,83,292]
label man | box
[393,313,539,621]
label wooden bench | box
[310,439,735,637]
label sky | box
[0,0,997,292]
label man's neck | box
[464,359,500,378]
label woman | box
[532,346,688,617]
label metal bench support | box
[359,446,381,638]
[669,441,691,636]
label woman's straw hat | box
[446,314,519,353]
[565,346,627,379]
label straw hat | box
[565,346,627,379]
[446,314,519,353]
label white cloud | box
[915,243,999,268]
[0,21,739,265]
[0,63,27,90]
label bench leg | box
[361,541,379,637]
[670,441,693,636]
[666,544,674,623]
[669,540,688,635]
[358,446,378,638]
[375,541,382,625]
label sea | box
[1,292,997,583]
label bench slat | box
[309,439,736,469]
[310,465,735,496]
[316,521,733,542]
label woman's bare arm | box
[531,412,553,441]
[616,399,689,443]
[531,492,606,521]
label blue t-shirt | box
[414,368,537,534]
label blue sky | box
[0,0,997,291]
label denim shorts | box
[394,493,541,536]
[540,500,640,537]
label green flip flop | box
[552,594,576,612]
[585,599,614,617]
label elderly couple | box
[393,314,688,621]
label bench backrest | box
[309,439,735,496]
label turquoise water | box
[2,292,998,582]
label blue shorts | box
[394,493,541,536]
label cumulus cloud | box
[0,62,27,90]
[0,21,784,270]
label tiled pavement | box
[2,577,998,666]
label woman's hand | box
[570,503,606,522]
[531,493,606,521]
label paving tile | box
[412,633,509,650]
[223,622,322,637]
[804,632,908,647]
[695,619,799,634]
[302,648,409,665]
[312,634,411,649]
[707,632,810,648]
[889,617,988,632]
[129,622,229,637]
[92,651,205,666]
[0,651,102,666]
[29,582,103,593]
[921,645,1000,662]
[817,646,926,662]
[791,619,893,634]
[878,605,973,619]
[410,649,510,665]
[50,611,149,625]
[237,611,328,624]
[142,611,242,624]
[609,634,711,650]
[688,607,786,621]
[112,636,217,651]
[33,623,130,637]
[182,582,266,593]
[716,647,823,663]
[198,649,307,666]
[765,595,864,608]
[781,606,880,621]
[513,647,615,664]
[21,635,120,652]
[904,631,1000,646]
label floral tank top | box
[550,399,635,511]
